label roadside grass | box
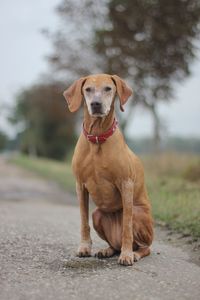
[147,176,200,237]
[142,153,200,238]
[11,153,200,237]
[11,154,76,193]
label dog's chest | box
[85,176,122,211]
[73,152,122,211]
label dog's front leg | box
[76,182,92,257]
[118,180,134,266]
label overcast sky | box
[0,0,200,138]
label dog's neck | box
[83,102,116,136]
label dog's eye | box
[104,86,112,92]
[85,87,92,92]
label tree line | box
[3,0,200,159]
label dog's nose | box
[91,101,102,114]
[91,101,101,109]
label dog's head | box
[63,74,133,116]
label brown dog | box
[63,74,153,266]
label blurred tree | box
[0,130,8,151]
[10,83,77,160]
[47,0,200,149]
[45,0,106,81]
[95,0,200,149]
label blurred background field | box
[11,153,200,238]
[0,0,200,238]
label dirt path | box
[0,156,200,300]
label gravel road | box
[0,156,200,300]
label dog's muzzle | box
[91,101,102,115]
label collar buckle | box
[95,136,99,144]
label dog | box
[63,74,153,266]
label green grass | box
[11,153,200,237]
[142,153,200,237]
[11,154,76,193]
[147,176,200,237]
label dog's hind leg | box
[92,208,122,258]
[133,247,151,261]
[92,206,153,261]
[132,205,153,261]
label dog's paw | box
[118,251,134,266]
[133,251,141,262]
[77,242,92,257]
[95,247,116,259]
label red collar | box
[83,119,118,144]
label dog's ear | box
[63,77,87,112]
[111,75,133,112]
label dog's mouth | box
[90,107,109,117]
[91,112,105,117]
[88,101,109,117]
[87,105,106,117]
[91,108,102,114]
[91,104,104,116]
